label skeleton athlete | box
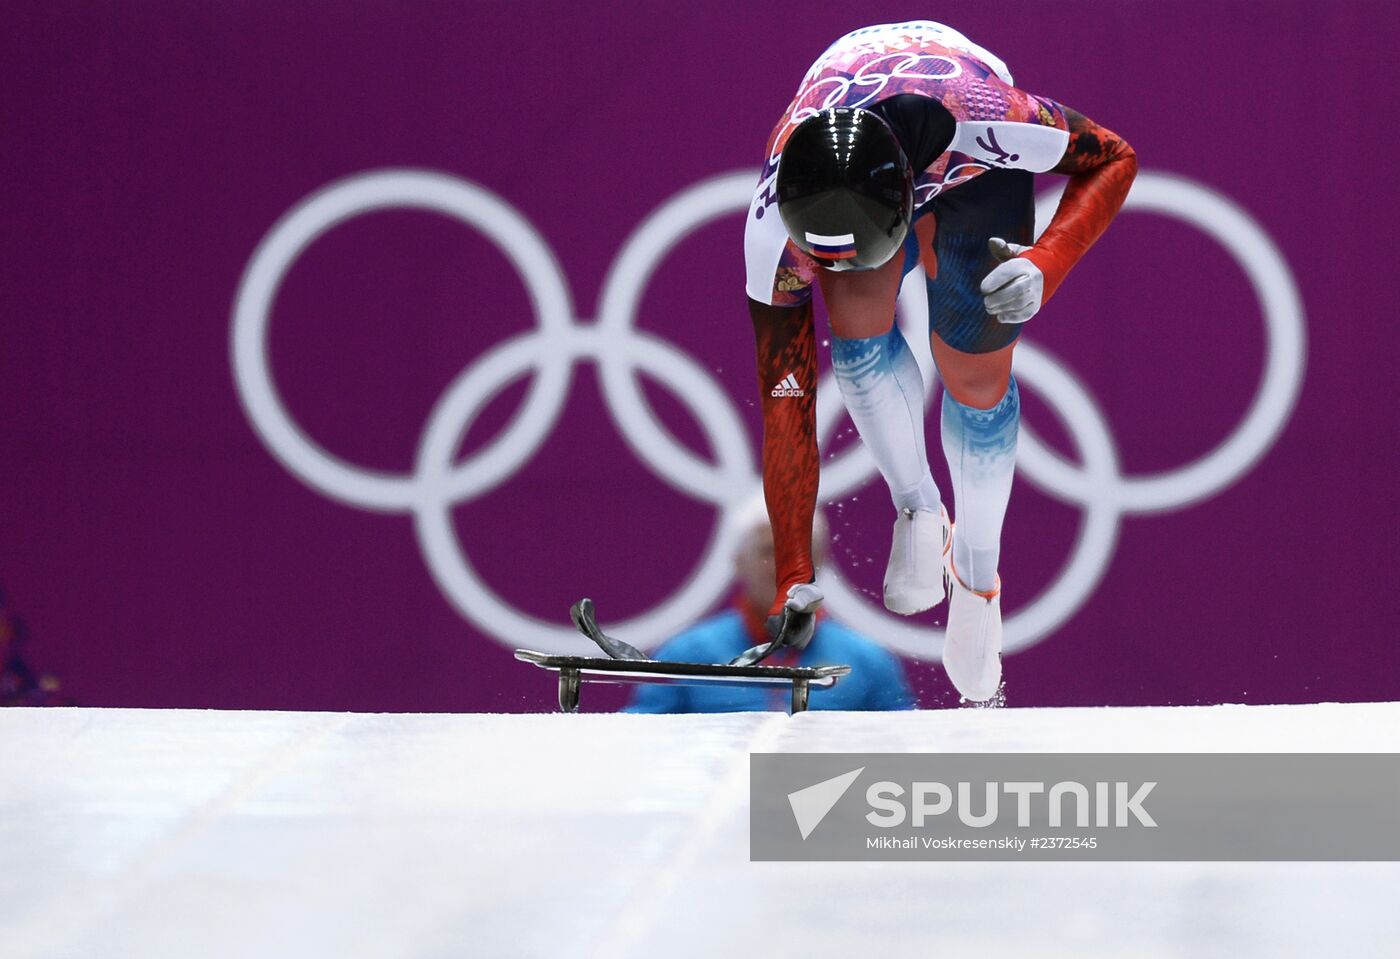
[745,21,1137,700]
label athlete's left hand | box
[981,237,1044,324]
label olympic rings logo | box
[775,54,964,169]
[231,168,1305,660]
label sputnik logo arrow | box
[787,767,865,840]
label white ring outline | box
[1026,175,1307,512]
[231,170,574,511]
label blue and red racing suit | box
[745,21,1138,616]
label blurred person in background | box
[1,586,72,707]
[625,505,915,712]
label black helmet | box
[776,107,914,272]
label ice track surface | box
[3,702,1398,958]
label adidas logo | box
[770,372,805,397]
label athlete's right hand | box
[731,582,823,666]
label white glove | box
[980,237,1044,325]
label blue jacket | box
[623,609,915,713]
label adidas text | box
[771,373,805,398]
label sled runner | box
[514,599,851,714]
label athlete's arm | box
[749,296,819,617]
[1020,105,1138,302]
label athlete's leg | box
[925,168,1033,591]
[938,351,1019,593]
[931,336,1014,410]
[819,227,940,514]
[923,168,1034,699]
[936,355,1018,700]
[819,220,946,613]
[933,337,1018,592]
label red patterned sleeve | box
[749,297,819,617]
[1021,104,1139,302]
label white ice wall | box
[2,702,1397,958]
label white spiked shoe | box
[943,558,1003,703]
[883,506,951,615]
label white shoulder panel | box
[744,175,792,305]
[950,121,1070,174]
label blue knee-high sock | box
[830,326,940,513]
[941,377,1019,592]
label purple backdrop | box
[3,1,1396,712]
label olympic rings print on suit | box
[231,168,1304,660]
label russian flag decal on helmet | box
[804,231,859,260]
